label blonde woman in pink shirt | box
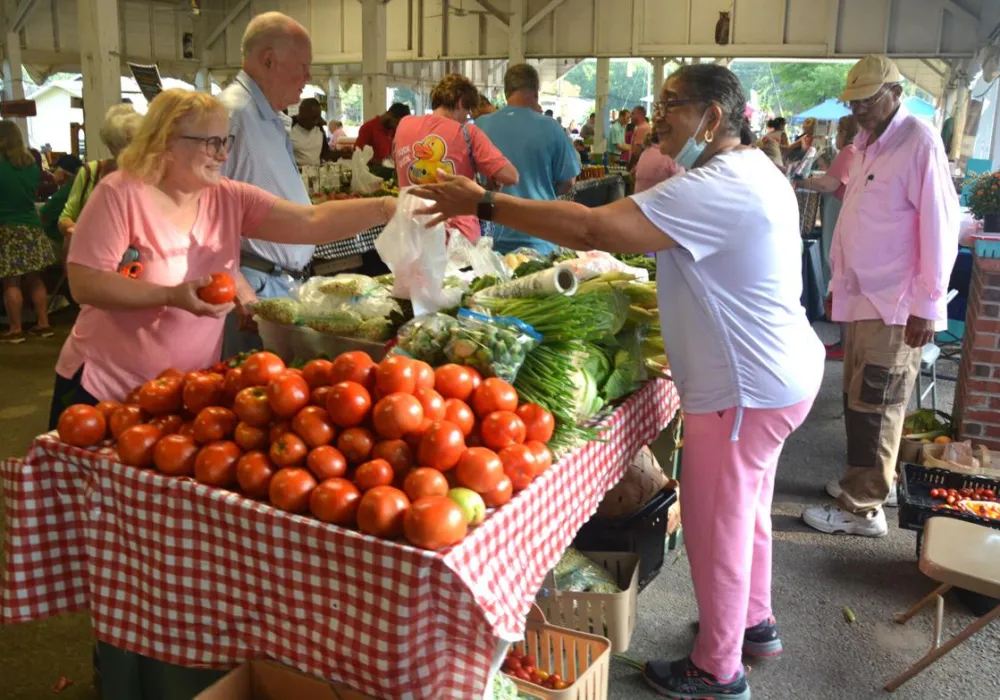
[49,89,395,428]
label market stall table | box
[2,378,680,700]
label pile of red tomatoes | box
[502,648,571,690]
[55,350,556,550]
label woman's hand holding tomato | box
[168,276,236,318]
[196,272,236,305]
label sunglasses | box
[179,134,235,156]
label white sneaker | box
[801,504,889,537]
[826,478,897,507]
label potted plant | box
[965,170,1000,233]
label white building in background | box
[25,75,220,152]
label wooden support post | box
[2,28,28,139]
[509,0,524,66]
[361,0,388,122]
[78,0,122,160]
[595,57,610,156]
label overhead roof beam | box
[10,0,42,33]
[474,0,508,27]
[205,0,251,50]
[942,0,977,25]
[523,0,565,34]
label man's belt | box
[240,251,311,280]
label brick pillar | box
[954,236,1000,449]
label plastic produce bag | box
[375,190,459,316]
[447,234,511,282]
[249,297,304,326]
[551,548,621,593]
[558,250,650,282]
[446,309,541,382]
[395,313,459,366]
[349,145,384,194]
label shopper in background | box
[327,119,347,149]
[218,11,315,356]
[630,105,652,160]
[355,102,411,162]
[58,104,141,239]
[393,73,517,242]
[607,109,628,165]
[471,93,496,121]
[476,63,580,254]
[759,116,789,148]
[40,154,83,250]
[412,63,822,700]
[290,97,335,166]
[579,112,596,141]
[802,55,959,538]
[784,117,816,160]
[796,114,859,359]
[0,120,58,343]
[632,132,684,194]
[31,148,58,200]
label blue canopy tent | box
[790,98,850,124]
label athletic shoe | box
[28,326,55,338]
[691,617,784,658]
[825,343,844,360]
[644,657,750,699]
[826,478,897,507]
[0,332,26,344]
[801,504,888,537]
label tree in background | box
[391,87,419,113]
[562,59,655,112]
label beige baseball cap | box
[840,55,903,102]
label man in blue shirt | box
[219,11,314,355]
[476,64,580,255]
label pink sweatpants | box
[683,396,815,680]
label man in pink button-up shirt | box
[803,55,960,538]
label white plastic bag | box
[375,190,459,315]
[446,234,511,281]
[349,145,384,194]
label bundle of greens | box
[474,287,628,343]
[614,253,657,281]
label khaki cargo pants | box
[837,320,922,515]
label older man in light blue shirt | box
[219,11,315,355]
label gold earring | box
[704,130,714,143]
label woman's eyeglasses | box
[179,134,235,156]
[653,98,701,117]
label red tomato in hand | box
[192,406,238,444]
[472,378,519,418]
[310,477,362,525]
[197,272,236,304]
[526,441,552,476]
[455,447,504,494]
[241,351,286,388]
[269,467,317,513]
[330,351,376,388]
[376,355,418,395]
[292,405,336,448]
[149,413,184,436]
[182,372,225,414]
[268,373,311,418]
[403,467,450,501]
[412,360,435,391]
[337,427,376,464]
[354,458,395,492]
[357,486,410,538]
[95,400,123,421]
[403,496,468,550]
[194,440,242,487]
[515,404,555,444]
[269,432,308,467]
[480,411,526,450]
[443,399,475,437]
[327,381,372,428]
[301,359,335,389]
[499,444,538,491]
[414,388,446,429]
[433,364,474,401]
[117,424,163,467]
[482,475,513,507]
[57,404,107,447]
[233,386,273,427]
[236,450,276,498]
[373,393,424,440]
[138,376,183,415]
[372,439,414,476]
[234,422,269,451]
[417,421,466,471]
[153,433,198,476]
[306,445,348,480]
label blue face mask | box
[674,111,712,169]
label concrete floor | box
[1,321,998,700]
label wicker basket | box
[508,605,611,700]
[536,552,639,653]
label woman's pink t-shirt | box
[634,148,684,194]
[57,172,277,401]
[393,115,510,241]
[825,143,856,201]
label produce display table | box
[312,173,629,263]
[1,379,680,700]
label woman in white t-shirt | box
[412,64,823,700]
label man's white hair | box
[241,11,308,60]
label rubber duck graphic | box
[408,135,455,184]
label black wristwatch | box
[477,190,496,221]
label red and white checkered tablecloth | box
[2,379,679,699]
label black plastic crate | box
[574,487,676,593]
[898,462,1000,535]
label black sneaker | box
[643,657,750,699]
[743,616,783,658]
[692,617,784,658]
